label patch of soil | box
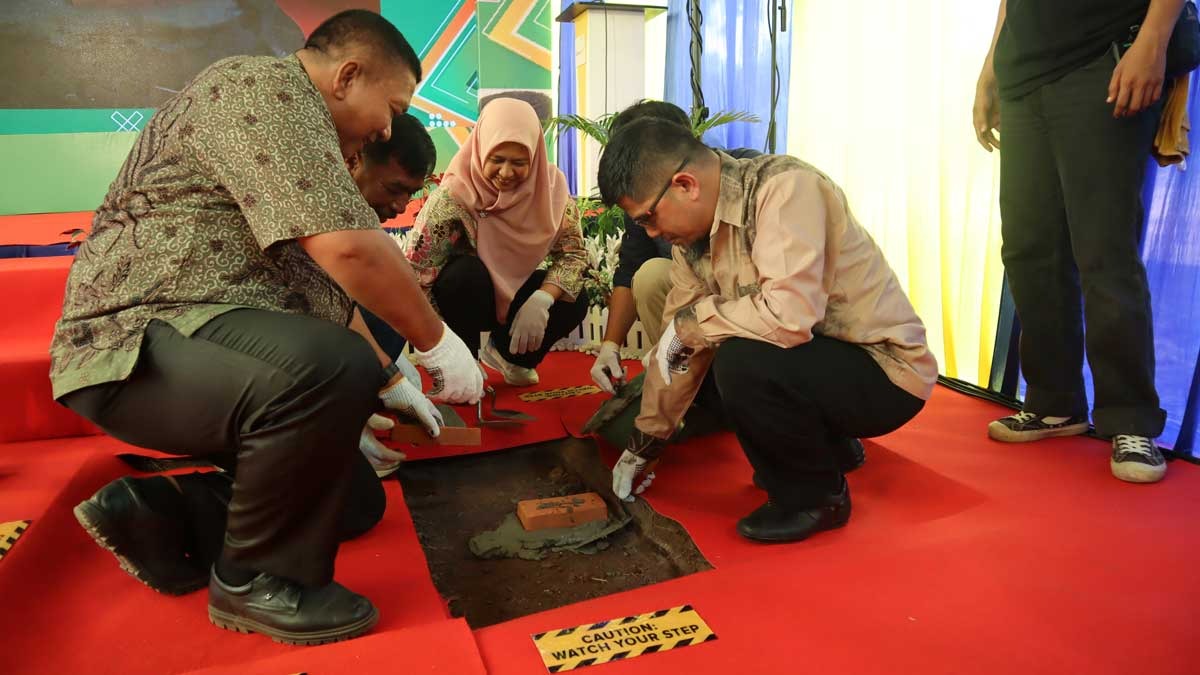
[398,437,712,628]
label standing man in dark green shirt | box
[973,0,1183,483]
[55,10,483,645]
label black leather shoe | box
[208,570,379,645]
[737,483,852,543]
[837,438,866,473]
[73,477,207,595]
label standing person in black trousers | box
[974,0,1184,483]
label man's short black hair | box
[362,113,436,178]
[305,10,423,82]
[610,99,690,134]
[598,117,706,205]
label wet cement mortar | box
[397,437,712,628]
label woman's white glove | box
[412,321,484,404]
[589,341,625,394]
[509,289,554,355]
[379,375,444,437]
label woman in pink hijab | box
[403,98,588,385]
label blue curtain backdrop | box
[1139,71,1200,455]
[664,0,791,152]
[557,0,579,195]
[1017,71,1200,456]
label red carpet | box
[1,354,1198,674]
[393,352,612,461]
[0,256,101,443]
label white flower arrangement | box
[582,231,622,307]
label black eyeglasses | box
[632,154,691,228]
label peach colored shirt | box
[636,152,939,439]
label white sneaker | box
[1110,435,1167,484]
[480,340,539,386]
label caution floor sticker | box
[531,604,716,672]
[0,520,30,563]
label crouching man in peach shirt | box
[596,118,939,543]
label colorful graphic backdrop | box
[0,0,553,218]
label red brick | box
[389,422,481,446]
[517,492,608,531]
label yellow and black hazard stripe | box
[0,520,31,563]
[532,604,717,672]
[518,385,602,403]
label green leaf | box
[544,113,617,146]
[691,110,761,138]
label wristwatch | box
[383,362,401,381]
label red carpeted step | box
[0,449,460,675]
[181,619,487,675]
[0,212,93,247]
[0,256,100,443]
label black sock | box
[215,554,257,587]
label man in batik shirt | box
[54,10,482,644]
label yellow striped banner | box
[531,604,717,672]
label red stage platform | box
[1,256,1197,674]
[1,354,1197,674]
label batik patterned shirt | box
[50,54,380,399]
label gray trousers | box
[999,50,1166,437]
[62,309,386,586]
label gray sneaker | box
[987,411,1090,443]
[1110,435,1167,484]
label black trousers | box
[364,255,590,368]
[140,457,385,579]
[999,51,1165,437]
[61,309,386,587]
[711,337,925,508]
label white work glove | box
[654,319,694,384]
[360,414,407,471]
[589,341,625,394]
[379,374,444,437]
[412,321,484,404]
[611,430,666,501]
[391,354,422,387]
[612,450,649,501]
[509,289,554,355]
